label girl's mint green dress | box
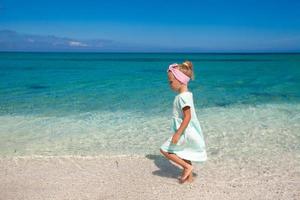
[160,91,207,162]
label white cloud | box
[27,38,35,42]
[68,41,88,47]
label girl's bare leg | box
[182,159,193,183]
[160,149,193,182]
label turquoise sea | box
[0,52,299,160]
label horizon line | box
[0,51,300,54]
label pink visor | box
[167,63,190,85]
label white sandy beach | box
[1,153,299,200]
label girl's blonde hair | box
[177,60,194,80]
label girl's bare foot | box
[186,174,194,183]
[179,165,193,183]
[179,171,193,184]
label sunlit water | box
[0,53,299,161]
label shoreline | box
[1,153,299,200]
[1,102,299,157]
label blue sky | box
[0,0,300,52]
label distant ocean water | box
[0,52,299,160]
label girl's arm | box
[171,106,191,144]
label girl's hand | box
[171,107,191,145]
[171,133,181,144]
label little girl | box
[160,61,207,184]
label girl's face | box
[168,72,182,92]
